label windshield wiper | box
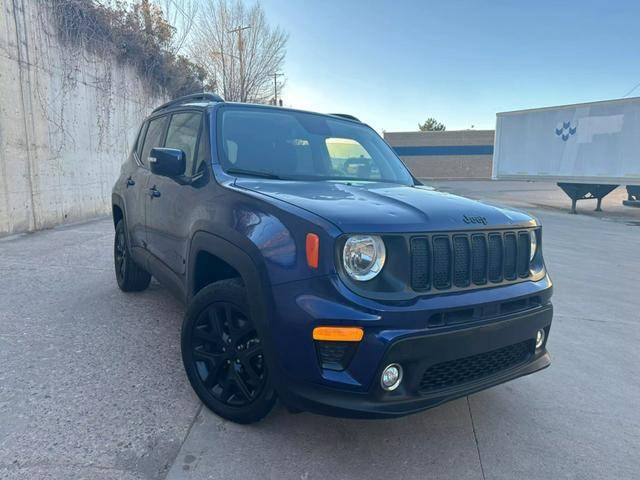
[225,168,283,180]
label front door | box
[146,111,203,277]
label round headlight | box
[529,230,538,262]
[342,235,386,281]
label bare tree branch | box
[189,0,287,103]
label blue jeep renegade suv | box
[112,93,552,423]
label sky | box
[256,0,640,132]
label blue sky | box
[258,0,640,132]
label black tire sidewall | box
[114,220,128,288]
[114,219,150,292]
[181,279,276,424]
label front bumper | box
[268,275,553,418]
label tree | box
[51,0,205,97]
[418,118,446,132]
[157,0,199,55]
[189,0,288,103]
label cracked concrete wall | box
[0,0,163,235]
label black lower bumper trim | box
[276,305,553,419]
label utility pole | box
[271,72,284,105]
[228,25,251,102]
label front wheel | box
[181,279,276,424]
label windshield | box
[217,106,414,184]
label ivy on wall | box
[49,0,205,97]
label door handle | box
[148,186,161,198]
[126,176,135,187]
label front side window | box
[165,112,202,175]
[217,106,413,184]
[141,116,168,167]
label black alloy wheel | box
[182,279,276,423]
[191,301,267,406]
[114,226,127,281]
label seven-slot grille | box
[410,230,532,291]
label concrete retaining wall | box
[384,130,495,180]
[0,0,163,235]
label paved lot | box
[1,181,639,479]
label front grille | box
[418,340,533,393]
[411,230,532,292]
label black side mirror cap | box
[149,148,186,177]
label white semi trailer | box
[492,97,640,213]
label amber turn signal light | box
[306,233,319,269]
[312,326,364,342]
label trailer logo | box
[555,121,577,141]
[462,215,487,225]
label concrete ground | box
[1,181,639,479]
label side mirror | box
[149,148,186,177]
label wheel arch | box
[111,193,126,227]
[187,231,280,384]
[187,231,274,326]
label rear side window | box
[165,112,202,175]
[140,116,168,166]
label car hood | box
[235,179,537,233]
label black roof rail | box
[152,92,224,113]
[329,113,361,122]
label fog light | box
[535,329,545,349]
[381,363,403,391]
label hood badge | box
[462,215,487,225]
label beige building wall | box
[384,130,495,180]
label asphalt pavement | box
[1,181,639,479]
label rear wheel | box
[114,219,151,292]
[181,279,276,424]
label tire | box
[181,279,276,424]
[114,219,151,292]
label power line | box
[165,0,211,41]
[622,80,640,98]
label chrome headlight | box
[342,235,386,281]
[529,229,538,262]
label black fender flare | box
[186,231,286,390]
[111,193,126,224]
[111,193,133,252]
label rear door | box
[137,115,169,250]
[146,110,204,277]
[121,122,152,252]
